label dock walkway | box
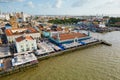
[0,40,111,77]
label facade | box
[5,27,41,43]
[15,35,37,53]
[99,22,106,28]
[50,32,90,44]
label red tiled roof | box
[52,32,87,41]
[28,27,37,33]
[5,29,13,36]
[5,27,38,36]
[16,36,34,42]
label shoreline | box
[0,40,111,77]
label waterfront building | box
[15,35,37,53]
[49,32,90,44]
[5,27,40,43]
[99,22,106,28]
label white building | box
[21,12,30,22]
[0,13,10,20]
[99,22,106,28]
[15,35,37,53]
[5,27,41,43]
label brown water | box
[1,31,120,80]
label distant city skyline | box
[0,0,120,16]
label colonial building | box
[5,27,41,43]
[15,35,37,53]
[49,32,90,44]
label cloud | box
[0,0,24,3]
[52,0,63,8]
[26,1,34,8]
[72,0,89,7]
[105,0,120,6]
[94,0,120,9]
[55,0,63,8]
[38,3,52,9]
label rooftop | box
[12,52,38,66]
[52,32,87,41]
[15,35,34,42]
[5,27,38,36]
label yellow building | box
[9,16,19,28]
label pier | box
[37,40,111,61]
[101,40,112,46]
[0,40,111,77]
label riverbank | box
[0,39,111,77]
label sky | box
[0,0,120,16]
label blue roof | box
[5,23,11,26]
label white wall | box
[7,33,41,42]
[15,39,37,53]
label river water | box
[1,31,120,80]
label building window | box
[21,45,23,48]
[21,49,24,52]
[26,44,28,47]
[26,48,30,51]
[32,47,35,50]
